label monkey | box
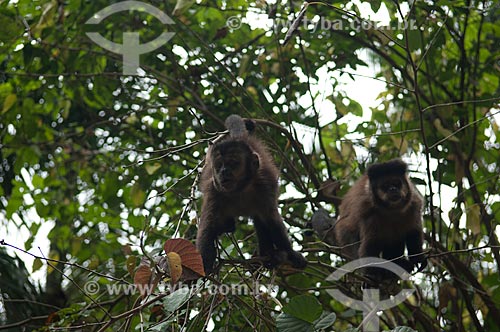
[312,159,426,275]
[196,114,307,273]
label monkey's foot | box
[264,250,307,269]
[286,250,307,269]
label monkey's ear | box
[251,152,260,171]
[244,119,256,133]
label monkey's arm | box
[196,196,221,274]
[196,226,217,274]
[311,209,336,245]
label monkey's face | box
[372,175,410,208]
[211,142,259,193]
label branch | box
[0,316,48,331]
[0,240,128,283]
[397,2,437,242]
[428,235,500,325]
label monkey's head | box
[210,141,259,193]
[367,159,411,208]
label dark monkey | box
[196,115,307,273]
[312,159,426,273]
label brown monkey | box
[312,159,426,273]
[196,115,307,273]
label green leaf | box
[406,28,423,52]
[383,327,418,332]
[282,294,322,324]
[32,0,57,37]
[276,313,313,332]
[369,0,382,12]
[145,162,162,175]
[71,237,82,255]
[333,98,348,116]
[313,312,336,330]
[6,196,22,219]
[466,203,481,235]
[346,98,363,117]
[32,257,43,272]
[130,182,146,207]
[2,93,17,113]
[163,287,191,313]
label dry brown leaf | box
[166,252,183,284]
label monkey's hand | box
[311,209,336,245]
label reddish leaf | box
[122,244,132,255]
[164,238,205,277]
[182,267,204,281]
[134,264,152,297]
[46,312,59,324]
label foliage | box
[0,0,499,331]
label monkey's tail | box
[225,114,254,139]
[311,209,337,245]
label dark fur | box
[196,115,307,273]
[313,159,426,274]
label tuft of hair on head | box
[367,158,408,179]
[225,114,253,139]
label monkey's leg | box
[253,218,275,257]
[196,204,220,274]
[406,230,427,272]
[196,225,218,274]
[358,240,384,278]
